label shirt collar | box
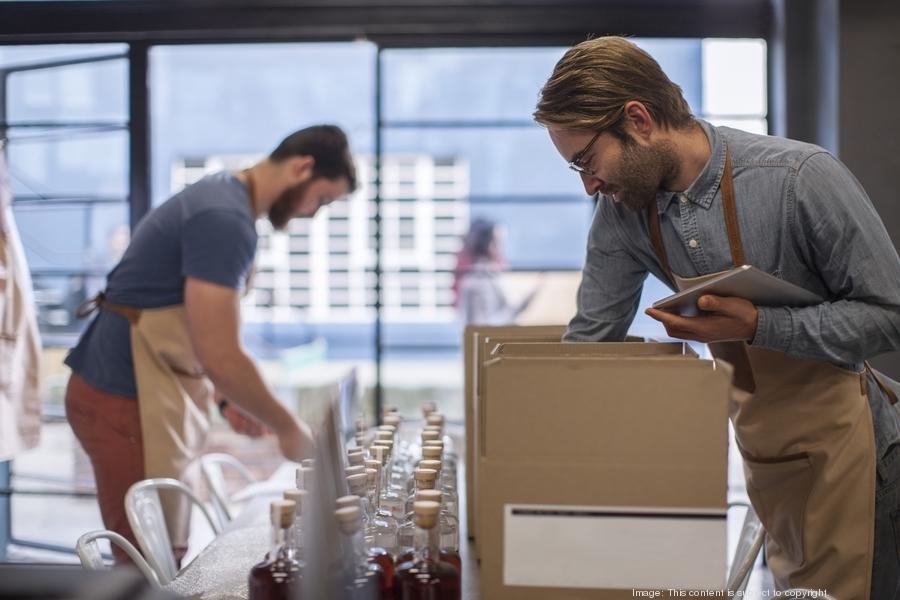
[655,119,727,214]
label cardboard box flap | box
[488,340,697,359]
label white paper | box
[503,504,727,589]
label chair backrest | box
[199,453,256,527]
[125,477,222,585]
[75,529,160,587]
[725,503,766,593]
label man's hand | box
[644,294,759,343]
[221,401,270,438]
[275,419,316,463]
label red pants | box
[65,373,186,566]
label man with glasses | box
[535,36,900,599]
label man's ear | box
[287,155,315,184]
[622,101,654,141]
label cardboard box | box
[478,341,732,599]
[463,325,567,544]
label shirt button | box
[680,194,689,205]
[688,239,699,249]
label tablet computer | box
[652,264,823,317]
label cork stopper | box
[416,489,443,503]
[355,419,368,434]
[336,494,362,510]
[422,446,442,460]
[283,489,307,514]
[271,500,296,529]
[426,414,445,427]
[376,438,394,449]
[413,500,441,529]
[364,459,381,472]
[414,468,438,490]
[421,430,440,442]
[354,433,366,447]
[347,473,368,497]
[334,505,362,535]
[370,445,390,465]
[423,440,444,449]
[298,466,315,491]
[346,464,366,477]
[383,414,402,427]
[384,405,400,416]
[375,430,394,442]
[347,452,365,467]
[421,402,437,418]
[377,424,397,433]
[419,459,442,475]
[365,468,378,487]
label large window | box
[1,43,129,559]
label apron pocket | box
[744,454,813,566]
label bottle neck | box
[343,529,370,576]
[270,523,287,558]
[380,460,392,499]
[287,511,303,553]
[421,524,440,562]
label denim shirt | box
[564,119,900,372]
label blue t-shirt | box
[65,172,258,397]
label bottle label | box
[502,504,726,589]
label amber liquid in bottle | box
[248,500,303,600]
[395,501,460,600]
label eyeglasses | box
[567,130,602,175]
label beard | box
[608,136,680,212]
[268,181,310,231]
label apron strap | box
[865,361,899,405]
[647,147,744,274]
[75,292,142,325]
[720,149,745,267]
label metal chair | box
[198,453,257,528]
[75,529,160,587]
[125,477,222,585]
[726,502,766,594]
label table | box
[164,462,479,599]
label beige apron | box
[648,149,883,599]
[77,295,212,550]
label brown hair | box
[270,124,358,192]
[534,36,694,136]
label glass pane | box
[707,116,768,135]
[384,126,584,197]
[150,42,376,205]
[151,41,380,428]
[702,39,767,117]
[0,44,126,69]
[7,129,129,198]
[382,40,703,123]
[8,58,128,123]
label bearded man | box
[536,37,900,599]
[64,125,355,564]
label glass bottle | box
[248,500,302,600]
[396,490,460,571]
[332,505,389,600]
[419,459,458,520]
[364,465,399,556]
[336,490,394,588]
[371,445,405,519]
[394,501,461,599]
[282,489,307,562]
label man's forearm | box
[204,351,295,433]
[753,300,900,367]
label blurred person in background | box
[64,125,356,564]
[454,217,540,325]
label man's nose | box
[580,172,604,197]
